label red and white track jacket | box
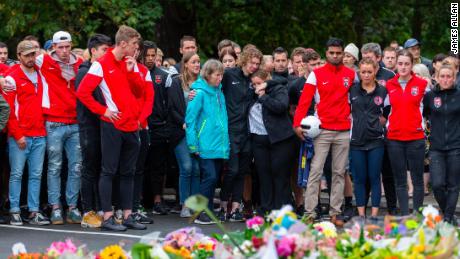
[76,50,144,132]
[137,63,155,129]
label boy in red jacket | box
[293,38,355,227]
[77,25,146,231]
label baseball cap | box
[404,38,421,49]
[44,40,53,50]
[52,31,72,44]
[17,40,40,55]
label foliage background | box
[0,0,453,60]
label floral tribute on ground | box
[8,195,460,259]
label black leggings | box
[386,139,425,215]
[252,134,296,213]
[220,134,251,203]
[79,125,101,213]
[133,129,150,211]
[99,122,140,212]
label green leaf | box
[184,194,209,213]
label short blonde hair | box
[412,63,430,79]
[200,59,224,81]
[115,25,141,45]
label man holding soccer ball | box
[293,38,355,227]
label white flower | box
[422,204,439,218]
[12,243,27,255]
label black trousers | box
[252,134,295,213]
[79,125,101,213]
[145,139,170,199]
[430,149,460,219]
[221,133,251,203]
[133,129,150,211]
[386,139,425,215]
[99,121,140,212]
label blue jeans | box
[8,137,46,213]
[351,147,384,208]
[199,159,222,210]
[174,138,200,204]
[46,122,82,207]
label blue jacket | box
[185,77,229,159]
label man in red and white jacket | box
[35,31,84,225]
[293,38,355,227]
[3,40,49,225]
[77,25,146,232]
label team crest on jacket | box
[155,75,162,84]
[343,77,350,88]
[374,96,383,105]
[411,86,419,96]
[434,97,442,108]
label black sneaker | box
[29,212,50,225]
[343,205,354,222]
[216,208,227,222]
[133,211,154,224]
[194,212,215,225]
[152,202,168,215]
[169,203,182,214]
[296,205,305,217]
[229,209,244,222]
[102,216,127,231]
[123,214,147,230]
[10,213,23,226]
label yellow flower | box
[100,245,127,259]
[413,245,425,253]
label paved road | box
[0,214,245,257]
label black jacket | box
[222,67,253,135]
[423,86,460,151]
[349,82,387,150]
[272,70,297,83]
[148,66,171,140]
[75,61,105,128]
[251,78,295,144]
[168,77,187,147]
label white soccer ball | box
[300,116,321,138]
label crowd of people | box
[0,25,459,231]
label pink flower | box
[47,239,77,256]
[246,216,264,229]
[276,236,295,257]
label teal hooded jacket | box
[185,76,230,159]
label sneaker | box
[194,212,215,225]
[50,209,64,225]
[180,207,192,218]
[152,202,168,215]
[331,215,344,228]
[67,208,82,224]
[169,203,182,214]
[229,209,244,222]
[296,205,305,217]
[123,214,147,230]
[0,215,7,224]
[102,216,127,231]
[81,211,102,228]
[216,208,227,222]
[343,205,354,222]
[29,212,50,226]
[115,209,123,222]
[10,213,23,226]
[133,211,154,224]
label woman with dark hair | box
[168,52,201,218]
[349,58,387,218]
[249,69,296,214]
[424,65,460,225]
[386,49,428,215]
[219,48,237,69]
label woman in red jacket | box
[385,49,428,216]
